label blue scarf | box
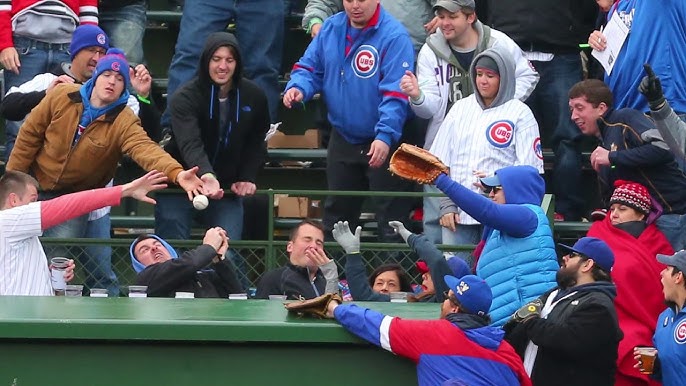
[74,78,130,146]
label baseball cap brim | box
[444,274,461,294]
[433,1,460,13]
[657,252,686,272]
[558,243,581,255]
[480,175,500,187]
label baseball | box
[193,194,209,210]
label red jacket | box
[588,217,672,386]
[0,0,98,51]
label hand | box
[440,212,460,232]
[230,181,256,197]
[121,170,168,204]
[639,63,665,110]
[325,296,342,318]
[388,220,412,242]
[590,146,611,171]
[305,246,330,267]
[201,173,224,199]
[130,64,152,98]
[512,299,543,323]
[0,47,20,74]
[283,88,304,108]
[203,227,227,252]
[332,221,361,254]
[310,22,322,38]
[63,259,76,282]
[367,139,390,168]
[47,75,75,93]
[471,170,488,190]
[423,16,439,34]
[400,70,421,99]
[588,30,607,52]
[176,166,204,200]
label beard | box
[556,261,582,289]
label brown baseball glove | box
[284,293,343,318]
[389,143,449,184]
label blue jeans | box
[656,213,686,252]
[3,36,70,162]
[42,213,120,296]
[161,0,284,125]
[99,1,147,64]
[526,54,585,220]
[154,193,248,286]
[422,185,442,245]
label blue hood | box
[129,235,179,273]
[496,165,545,205]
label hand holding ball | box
[193,194,209,210]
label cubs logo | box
[533,137,543,160]
[674,320,686,344]
[457,281,470,295]
[96,33,106,45]
[351,45,379,79]
[486,120,514,148]
[111,61,121,72]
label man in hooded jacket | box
[157,32,269,282]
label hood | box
[129,235,179,273]
[495,165,545,205]
[554,281,618,303]
[197,31,243,88]
[469,45,516,109]
[426,20,490,68]
[447,313,502,350]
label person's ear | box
[597,102,609,115]
[286,241,294,254]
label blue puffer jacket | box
[478,204,558,325]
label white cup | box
[175,292,195,299]
[50,257,69,295]
[89,288,108,298]
[389,292,408,303]
[65,284,83,297]
[269,294,287,301]
[229,293,248,300]
[128,285,148,298]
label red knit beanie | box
[609,180,651,214]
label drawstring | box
[212,88,240,165]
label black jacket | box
[505,283,623,386]
[135,245,243,298]
[165,32,269,186]
[477,0,598,53]
[598,108,686,215]
[0,62,161,141]
[255,263,326,300]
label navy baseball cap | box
[444,274,492,316]
[559,237,615,272]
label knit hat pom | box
[609,180,651,215]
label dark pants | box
[323,130,415,253]
[526,54,586,220]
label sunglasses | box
[569,252,589,260]
[483,185,503,194]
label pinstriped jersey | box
[0,202,53,296]
[429,95,544,225]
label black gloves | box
[639,63,665,110]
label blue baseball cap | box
[444,274,492,316]
[559,237,615,272]
[657,250,686,273]
[480,174,500,188]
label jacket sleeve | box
[301,0,342,29]
[651,100,686,159]
[0,0,12,51]
[237,90,270,183]
[0,72,57,120]
[319,260,340,295]
[285,32,325,102]
[523,299,620,357]
[5,87,59,172]
[210,258,244,294]
[169,89,215,176]
[513,107,544,172]
[135,244,217,296]
[409,44,443,120]
[374,34,414,146]
[407,233,453,302]
[608,128,675,168]
[435,174,538,237]
[345,253,390,301]
[118,117,184,183]
[78,0,99,25]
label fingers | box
[353,225,362,240]
[643,63,656,79]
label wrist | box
[649,97,666,110]
[410,91,424,104]
[307,18,323,34]
[136,94,151,104]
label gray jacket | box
[302,0,435,54]
[652,100,686,160]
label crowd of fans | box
[1,0,686,384]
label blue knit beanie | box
[129,235,179,273]
[93,48,130,87]
[70,25,109,60]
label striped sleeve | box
[78,0,98,24]
[0,202,43,244]
[334,304,395,350]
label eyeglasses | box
[483,185,503,194]
[443,291,459,306]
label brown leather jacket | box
[7,84,183,192]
